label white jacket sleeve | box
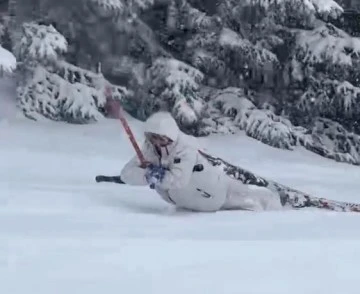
[157,143,198,190]
[120,141,157,186]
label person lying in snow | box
[119,111,282,212]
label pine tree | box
[0,5,16,75]
[7,0,360,165]
[10,1,130,123]
[128,57,205,130]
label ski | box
[199,150,360,212]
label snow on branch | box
[155,57,204,126]
[16,22,67,62]
[200,87,360,165]
[142,57,205,127]
[18,64,129,123]
[185,3,221,32]
[132,0,154,10]
[296,24,360,67]
[298,78,360,125]
[15,22,131,123]
[299,118,360,165]
[187,30,244,88]
[309,0,343,19]
[90,0,153,16]
[90,0,125,13]
[186,27,279,87]
[243,0,343,19]
[0,45,16,75]
[201,87,299,149]
[191,49,237,87]
[219,28,279,67]
[56,60,130,101]
[18,66,102,122]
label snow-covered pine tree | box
[198,86,360,165]
[14,22,129,123]
[198,87,301,149]
[298,117,360,165]
[0,11,16,75]
[8,0,131,123]
[265,2,360,164]
[0,44,16,75]
[42,0,164,83]
[193,0,360,164]
[0,0,16,75]
[290,23,360,132]
[8,0,360,164]
[124,0,360,164]
[128,56,205,131]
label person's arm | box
[120,141,156,186]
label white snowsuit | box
[120,112,282,212]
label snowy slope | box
[1,77,360,294]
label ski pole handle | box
[95,175,125,184]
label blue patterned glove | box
[145,164,166,189]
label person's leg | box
[221,178,282,211]
[247,185,283,210]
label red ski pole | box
[105,85,148,168]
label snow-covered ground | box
[1,77,360,294]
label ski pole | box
[105,85,148,168]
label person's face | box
[145,132,173,147]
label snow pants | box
[221,178,283,211]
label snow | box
[187,2,216,31]
[131,0,154,10]
[1,77,360,294]
[210,87,297,149]
[336,80,360,113]
[18,23,68,61]
[219,28,278,65]
[244,0,343,18]
[296,24,360,66]
[18,65,106,123]
[152,57,204,125]
[91,0,125,14]
[310,0,343,18]
[0,46,16,75]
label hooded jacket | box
[120,111,282,212]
